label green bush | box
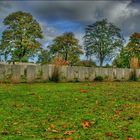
[76,60,96,67]
[50,66,59,82]
[94,76,103,81]
[129,70,137,81]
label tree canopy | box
[1,11,43,62]
[126,33,140,58]
[0,11,139,68]
[48,32,83,65]
[113,47,130,68]
[114,33,140,68]
[84,19,123,66]
[37,48,52,64]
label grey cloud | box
[0,1,11,10]
[21,1,140,35]
[39,21,61,47]
[0,1,14,17]
[0,0,140,44]
[23,1,109,23]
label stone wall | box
[0,63,139,83]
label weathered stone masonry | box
[0,63,139,83]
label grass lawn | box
[0,82,140,140]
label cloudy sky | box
[0,0,140,49]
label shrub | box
[76,60,96,67]
[94,76,103,81]
[50,66,59,82]
[129,70,137,81]
[50,55,68,82]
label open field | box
[0,82,140,140]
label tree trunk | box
[65,52,68,61]
[130,57,138,81]
[130,57,139,69]
[99,59,103,67]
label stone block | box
[59,65,68,82]
[136,69,140,79]
[42,64,49,81]
[11,65,21,83]
[67,66,75,82]
[27,65,36,82]
[0,64,5,82]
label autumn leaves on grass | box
[80,83,96,94]
[82,120,96,129]
[47,124,75,140]
[45,83,97,139]
[80,83,134,140]
[45,120,96,140]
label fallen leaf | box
[82,120,90,128]
[124,104,129,108]
[50,124,55,129]
[47,126,60,133]
[114,109,120,115]
[13,122,18,125]
[106,132,113,137]
[51,129,60,133]
[90,121,96,124]
[82,120,96,129]
[67,138,73,140]
[80,89,88,93]
[61,124,67,128]
[64,131,75,135]
[47,127,51,131]
[47,124,56,131]
[127,138,134,140]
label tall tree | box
[49,32,83,65]
[126,33,140,58]
[113,47,130,68]
[84,19,123,66]
[113,33,140,68]
[0,11,43,62]
[37,47,52,64]
[0,40,6,61]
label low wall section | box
[0,64,139,83]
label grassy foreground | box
[0,82,140,140]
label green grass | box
[0,82,140,140]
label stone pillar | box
[11,65,21,83]
[59,65,68,82]
[124,68,132,80]
[67,66,75,82]
[35,65,42,81]
[0,64,5,82]
[108,68,114,81]
[88,67,96,81]
[116,68,124,80]
[78,66,85,82]
[27,65,36,83]
[95,68,100,77]
[42,64,49,81]
[136,69,140,80]
[73,66,79,82]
